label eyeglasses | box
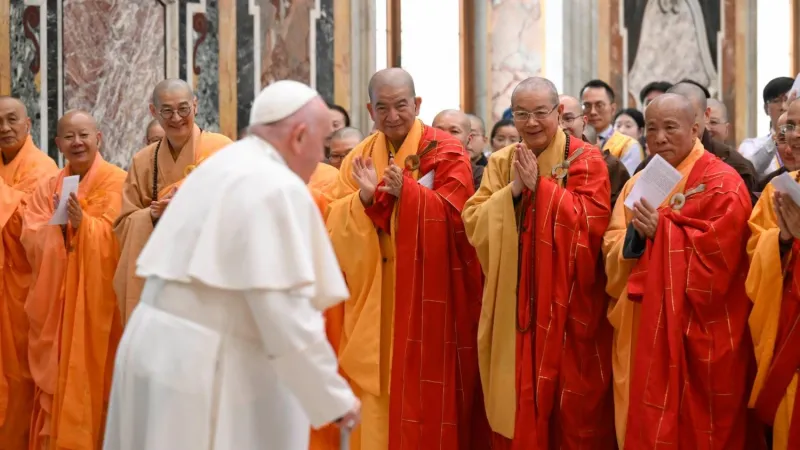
[512,104,558,122]
[780,124,798,135]
[159,106,193,120]
[560,115,581,126]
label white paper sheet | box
[624,155,682,210]
[418,170,435,189]
[770,172,800,206]
[48,175,80,225]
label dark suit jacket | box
[604,150,630,208]
[634,129,758,205]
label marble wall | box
[0,0,336,168]
[489,0,545,122]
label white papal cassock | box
[103,136,356,450]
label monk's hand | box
[52,193,59,210]
[776,192,800,240]
[352,156,378,206]
[378,158,404,197]
[512,143,538,197]
[67,192,83,229]
[632,198,659,239]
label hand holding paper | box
[48,175,80,225]
[624,155,682,211]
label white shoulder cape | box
[135,136,349,311]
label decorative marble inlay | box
[191,0,220,133]
[315,0,334,101]
[9,0,44,151]
[235,0,257,135]
[63,0,165,168]
[489,0,544,122]
[260,0,314,87]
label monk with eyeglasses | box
[113,79,232,324]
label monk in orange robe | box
[603,94,753,449]
[325,68,489,449]
[747,99,800,450]
[0,96,57,449]
[21,110,126,450]
[113,79,231,324]
[463,77,615,449]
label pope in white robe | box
[103,81,360,450]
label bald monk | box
[144,119,164,145]
[560,94,629,206]
[328,127,363,170]
[603,94,753,448]
[745,99,800,450]
[707,98,730,143]
[463,78,615,449]
[0,96,57,448]
[432,109,480,189]
[635,81,758,204]
[113,79,232,324]
[21,110,126,450]
[757,112,795,191]
[325,68,489,449]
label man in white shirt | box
[738,76,794,176]
[103,80,360,450]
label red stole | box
[364,125,490,449]
[752,240,800,446]
[496,137,615,449]
[624,151,753,449]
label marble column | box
[562,0,598,97]
[180,0,220,133]
[489,0,545,122]
[315,0,334,102]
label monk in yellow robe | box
[21,110,126,450]
[0,96,57,449]
[113,79,231,324]
[603,94,753,449]
[747,98,800,450]
[325,68,490,449]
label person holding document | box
[746,97,800,449]
[463,77,615,448]
[602,94,754,449]
[20,109,126,449]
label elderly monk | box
[325,68,489,449]
[0,96,57,448]
[707,98,730,143]
[603,94,753,448]
[560,94,629,206]
[21,110,126,450]
[635,81,758,203]
[745,99,800,450]
[581,79,644,175]
[757,112,796,192]
[328,127,363,170]
[144,119,164,145]
[105,80,359,450]
[432,109,481,190]
[113,79,232,324]
[463,78,615,449]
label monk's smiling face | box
[511,83,563,153]
[367,68,422,148]
[784,100,800,162]
[55,110,100,175]
[644,94,699,167]
[150,79,197,149]
[0,96,31,159]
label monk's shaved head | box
[708,98,728,121]
[558,95,582,115]
[151,78,194,106]
[668,82,708,113]
[145,119,165,144]
[432,109,472,148]
[512,77,559,107]
[331,126,363,141]
[0,96,28,118]
[646,94,696,123]
[644,94,699,166]
[57,109,97,135]
[433,109,471,133]
[368,68,416,103]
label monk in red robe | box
[463,77,615,449]
[325,68,489,449]
[22,110,126,449]
[603,94,753,449]
[0,96,58,448]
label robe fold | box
[603,142,753,449]
[0,136,57,448]
[462,130,615,449]
[325,120,489,449]
[21,153,126,450]
[746,172,800,450]
[113,126,231,324]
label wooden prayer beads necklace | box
[151,129,203,201]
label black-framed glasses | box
[159,106,193,120]
[512,104,558,122]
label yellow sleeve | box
[602,179,637,299]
